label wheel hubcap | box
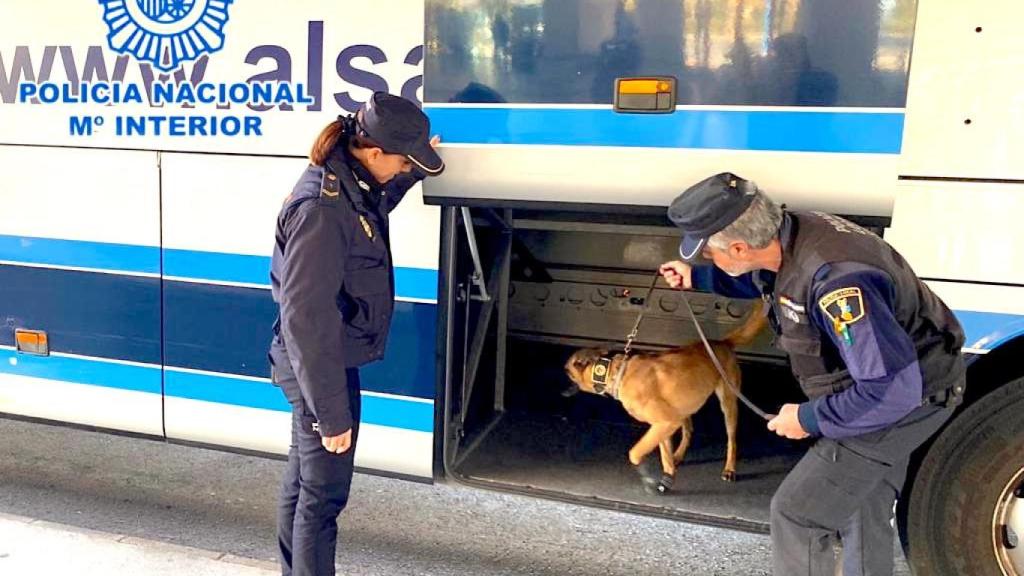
[994,466,1024,576]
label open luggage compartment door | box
[432,201,807,531]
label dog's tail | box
[723,300,767,347]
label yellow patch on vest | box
[818,287,866,326]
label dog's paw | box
[721,470,736,483]
[640,475,673,495]
[655,474,674,494]
[634,456,673,495]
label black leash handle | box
[678,289,772,422]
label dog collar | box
[592,354,629,400]
[591,357,613,394]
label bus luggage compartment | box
[437,205,808,530]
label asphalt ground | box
[0,417,911,575]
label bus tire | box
[904,377,1024,576]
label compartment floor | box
[454,410,807,527]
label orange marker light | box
[618,79,661,94]
[15,329,49,356]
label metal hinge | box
[461,207,491,302]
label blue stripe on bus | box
[165,370,433,432]
[166,249,439,300]
[394,267,441,301]
[424,107,905,154]
[165,370,288,411]
[163,280,278,378]
[955,310,1024,351]
[164,248,270,286]
[164,280,437,398]
[0,266,436,399]
[0,349,432,432]
[0,264,162,365]
[0,348,162,394]
[0,235,438,300]
[0,235,159,274]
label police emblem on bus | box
[98,0,233,72]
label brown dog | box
[564,302,766,486]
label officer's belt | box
[924,383,965,408]
[800,371,964,408]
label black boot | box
[634,454,673,495]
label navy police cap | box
[667,172,757,261]
[357,92,445,177]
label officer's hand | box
[767,404,809,440]
[430,135,441,149]
[659,260,693,290]
[321,429,353,454]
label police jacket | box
[268,145,419,437]
[692,211,965,438]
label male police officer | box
[268,92,444,576]
[658,172,965,575]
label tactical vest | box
[771,212,965,400]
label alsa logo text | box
[1,20,423,112]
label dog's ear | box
[574,348,602,367]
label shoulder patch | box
[818,287,865,325]
[320,171,340,201]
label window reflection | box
[425,0,917,107]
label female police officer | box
[267,92,443,576]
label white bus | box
[1,1,1021,574]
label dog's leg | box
[715,382,740,482]
[658,435,677,478]
[632,422,679,495]
[672,416,695,466]
[628,422,679,467]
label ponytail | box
[309,115,358,166]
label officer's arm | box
[381,173,422,213]
[797,266,922,439]
[691,265,763,298]
[278,204,353,437]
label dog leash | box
[593,270,663,397]
[608,271,772,421]
[622,271,661,355]
[676,289,772,421]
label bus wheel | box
[904,377,1024,576]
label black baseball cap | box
[357,92,444,177]
[667,172,757,261]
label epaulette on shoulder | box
[320,169,341,202]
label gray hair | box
[707,191,783,249]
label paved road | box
[0,417,911,575]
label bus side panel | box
[899,0,1024,181]
[887,184,1024,355]
[0,146,163,435]
[423,0,917,216]
[160,153,436,478]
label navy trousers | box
[771,401,954,575]
[276,368,361,576]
